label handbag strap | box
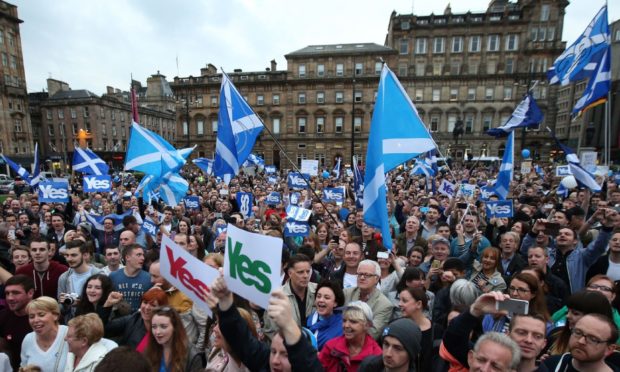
[54,327,68,371]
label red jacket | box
[319,334,382,372]
[16,261,68,298]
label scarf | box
[307,311,343,350]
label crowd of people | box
[0,161,619,372]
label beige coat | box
[344,287,395,339]
[263,280,317,339]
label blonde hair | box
[25,296,60,324]
[68,313,104,346]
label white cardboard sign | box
[301,159,319,176]
[160,235,220,317]
[223,224,283,309]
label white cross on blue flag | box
[490,131,514,200]
[486,94,543,137]
[72,147,109,176]
[364,65,436,249]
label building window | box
[298,92,306,104]
[316,117,325,133]
[469,35,481,52]
[72,123,78,135]
[485,88,494,100]
[415,89,423,101]
[257,95,264,105]
[298,64,306,77]
[398,63,408,76]
[14,118,22,132]
[48,124,55,136]
[298,117,306,133]
[433,63,442,76]
[540,4,550,21]
[415,63,425,76]
[182,122,188,136]
[449,88,458,101]
[375,62,382,75]
[210,96,218,106]
[355,63,363,75]
[272,118,280,134]
[487,60,497,74]
[317,64,325,77]
[399,38,408,54]
[2,53,8,67]
[111,125,117,137]
[503,87,513,100]
[433,37,445,53]
[430,115,439,132]
[530,28,538,41]
[354,117,362,132]
[58,109,64,119]
[415,38,427,54]
[505,34,519,51]
[83,107,89,118]
[335,91,344,103]
[452,36,463,53]
[273,94,280,105]
[450,62,461,75]
[487,35,500,51]
[336,63,344,76]
[46,110,52,120]
[465,114,474,133]
[539,27,547,41]
[483,114,493,131]
[547,27,555,41]
[296,153,307,167]
[212,119,218,133]
[467,88,476,100]
[354,91,362,103]
[197,120,204,135]
[335,117,344,133]
[432,89,441,102]
[505,58,514,74]
[111,110,115,121]
[9,55,16,69]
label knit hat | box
[382,318,422,369]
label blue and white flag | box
[572,47,610,117]
[486,94,544,137]
[245,153,264,167]
[236,192,254,217]
[283,221,310,237]
[265,192,281,205]
[548,5,610,86]
[548,129,601,192]
[214,73,264,183]
[286,205,312,222]
[332,157,341,179]
[83,209,133,232]
[72,147,109,176]
[83,175,112,192]
[410,159,434,177]
[322,188,345,203]
[353,156,364,209]
[38,180,69,203]
[287,172,309,189]
[30,143,41,187]
[158,157,189,207]
[193,158,214,176]
[486,200,514,218]
[364,65,436,249]
[425,149,439,174]
[1,154,31,183]
[491,131,514,200]
[141,219,159,237]
[557,182,570,198]
[183,196,200,211]
[125,121,186,177]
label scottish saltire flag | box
[573,47,610,117]
[425,149,439,174]
[364,65,435,249]
[157,156,189,206]
[557,182,569,198]
[548,128,601,192]
[410,159,434,177]
[332,157,341,179]
[83,209,133,232]
[72,147,109,176]
[548,5,610,86]
[193,158,214,175]
[1,154,31,181]
[134,174,155,196]
[247,153,264,166]
[125,122,185,177]
[486,94,544,137]
[353,156,364,209]
[30,143,41,187]
[214,73,264,183]
[491,131,514,200]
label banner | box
[288,192,301,206]
[458,184,476,198]
[286,205,312,222]
[267,176,277,184]
[438,180,456,198]
[322,187,345,203]
[284,221,311,237]
[83,175,112,192]
[265,165,277,174]
[160,235,219,317]
[183,196,200,211]
[301,159,319,176]
[520,161,532,175]
[237,192,254,218]
[141,219,159,237]
[486,200,514,218]
[38,180,69,203]
[224,224,283,309]
[265,192,281,205]
[555,165,572,177]
[580,151,597,173]
[287,172,309,189]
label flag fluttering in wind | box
[72,147,109,176]
[353,156,364,209]
[332,157,341,179]
[410,159,434,178]
[30,143,41,187]
[214,73,264,184]
[486,94,544,137]
[2,154,31,180]
[2,146,41,187]
[243,153,265,168]
[193,158,214,176]
[364,65,436,249]
[572,47,610,117]
[548,128,601,192]
[490,131,514,200]
[83,209,133,232]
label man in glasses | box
[544,314,619,371]
[343,259,393,339]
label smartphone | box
[377,251,389,260]
[420,207,430,213]
[331,235,339,244]
[496,298,529,315]
[543,222,561,236]
[431,259,441,269]
[457,202,468,209]
[214,212,223,218]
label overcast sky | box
[14,0,618,95]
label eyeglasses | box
[588,284,613,293]
[508,286,531,295]
[357,273,377,279]
[571,328,610,345]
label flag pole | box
[605,91,611,166]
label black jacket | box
[104,311,147,349]
[218,304,323,372]
[499,253,527,283]
[544,352,620,371]
[586,253,612,284]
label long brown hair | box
[510,273,549,320]
[144,307,188,372]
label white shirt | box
[343,273,358,289]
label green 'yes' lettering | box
[228,237,272,293]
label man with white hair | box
[343,260,394,339]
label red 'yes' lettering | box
[166,245,211,302]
